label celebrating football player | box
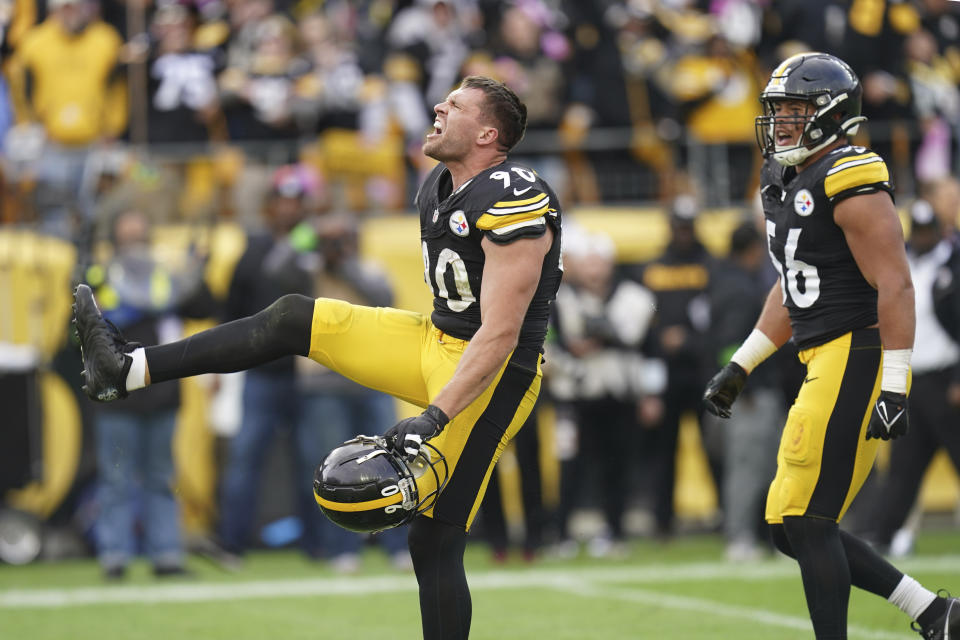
[703,52,958,639]
[74,76,562,640]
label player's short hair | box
[461,76,528,152]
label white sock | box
[888,575,937,621]
[125,348,148,391]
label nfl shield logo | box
[432,208,439,223]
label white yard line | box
[554,580,909,640]
[2,554,959,628]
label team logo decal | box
[432,208,439,223]
[794,189,814,216]
[449,210,469,236]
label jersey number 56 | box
[766,221,821,308]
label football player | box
[74,75,562,640]
[703,52,958,639]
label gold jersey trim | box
[824,156,889,199]
[477,203,550,231]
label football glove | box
[702,362,748,419]
[865,390,909,441]
[385,404,449,461]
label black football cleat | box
[73,284,135,402]
[914,593,960,640]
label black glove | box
[865,391,909,441]
[385,405,450,460]
[702,362,748,419]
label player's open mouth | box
[776,131,794,145]
[427,120,443,139]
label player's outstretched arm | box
[836,190,915,440]
[703,282,792,418]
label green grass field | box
[2,530,958,639]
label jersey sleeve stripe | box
[829,151,877,169]
[486,198,550,216]
[488,216,546,236]
[825,156,884,176]
[824,161,890,199]
[476,205,550,230]
[489,192,549,210]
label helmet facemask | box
[399,439,448,520]
[755,92,866,167]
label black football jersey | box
[415,160,563,367]
[760,145,894,350]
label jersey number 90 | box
[423,243,476,312]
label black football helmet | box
[755,52,866,167]
[313,435,448,533]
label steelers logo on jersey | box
[449,210,469,236]
[794,189,815,216]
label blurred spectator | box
[558,2,631,203]
[0,0,34,157]
[296,9,405,211]
[611,1,680,201]
[866,199,960,557]
[926,176,960,346]
[222,0,275,73]
[218,13,311,152]
[387,0,474,112]
[756,0,847,67]
[296,10,366,133]
[629,195,716,539]
[904,27,960,183]
[548,226,663,555]
[703,220,781,562]
[926,175,960,235]
[217,164,323,560]
[383,0,476,172]
[85,207,216,579]
[143,3,224,145]
[296,210,410,571]
[916,0,960,65]
[475,2,572,191]
[662,32,762,204]
[928,177,960,390]
[7,0,125,237]
[840,0,918,191]
[218,11,314,226]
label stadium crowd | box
[0,0,959,574]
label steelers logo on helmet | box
[755,52,867,167]
[313,435,448,533]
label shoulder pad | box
[823,148,890,201]
[476,189,551,235]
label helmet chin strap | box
[773,135,836,167]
